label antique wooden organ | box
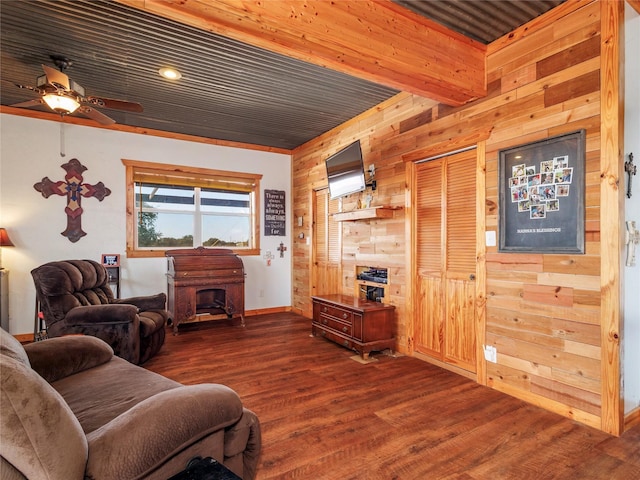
[165,247,245,334]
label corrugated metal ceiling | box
[394,0,565,44]
[1,0,565,150]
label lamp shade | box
[43,93,80,114]
[0,228,15,247]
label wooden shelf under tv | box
[332,206,401,222]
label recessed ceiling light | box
[158,67,182,80]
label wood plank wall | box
[292,0,623,433]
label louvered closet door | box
[312,189,342,296]
[415,159,444,358]
[415,149,477,372]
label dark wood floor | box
[144,312,640,480]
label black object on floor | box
[168,457,242,480]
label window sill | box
[126,247,260,258]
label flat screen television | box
[325,140,366,200]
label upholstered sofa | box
[31,259,170,364]
[0,328,261,480]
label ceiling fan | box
[11,55,143,125]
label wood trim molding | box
[121,159,262,259]
[624,406,640,431]
[121,158,264,182]
[490,376,602,430]
[0,105,291,155]
[401,126,493,163]
[245,306,292,317]
[628,0,640,15]
[307,188,316,320]
[14,333,33,344]
[488,0,596,55]
[475,141,488,386]
[599,0,624,437]
[405,161,416,356]
[414,351,478,382]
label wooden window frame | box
[123,159,262,258]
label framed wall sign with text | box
[264,189,286,236]
[498,130,585,254]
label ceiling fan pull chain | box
[60,122,66,157]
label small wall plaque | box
[101,254,120,266]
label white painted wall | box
[0,114,292,335]
[624,2,640,415]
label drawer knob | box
[322,307,328,313]
[343,340,349,347]
[342,326,348,333]
[342,313,348,319]
[321,331,326,337]
[322,319,328,325]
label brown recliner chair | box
[31,259,169,364]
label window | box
[123,159,262,257]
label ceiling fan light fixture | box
[159,67,182,80]
[42,93,80,114]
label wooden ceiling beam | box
[116,0,486,106]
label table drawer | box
[317,314,352,336]
[313,325,354,351]
[317,303,353,324]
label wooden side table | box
[311,294,395,359]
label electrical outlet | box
[483,345,497,363]
[485,230,496,247]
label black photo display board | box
[499,130,585,253]
[264,189,286,236]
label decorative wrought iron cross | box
[625,152,636,199]
[278,242,287,258]
[34,158,111,243]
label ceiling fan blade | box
[11,98,45,108]
[85,96,143,113]
[13,83,45,94]
[42,64,70,90]
[78,105,116,125]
